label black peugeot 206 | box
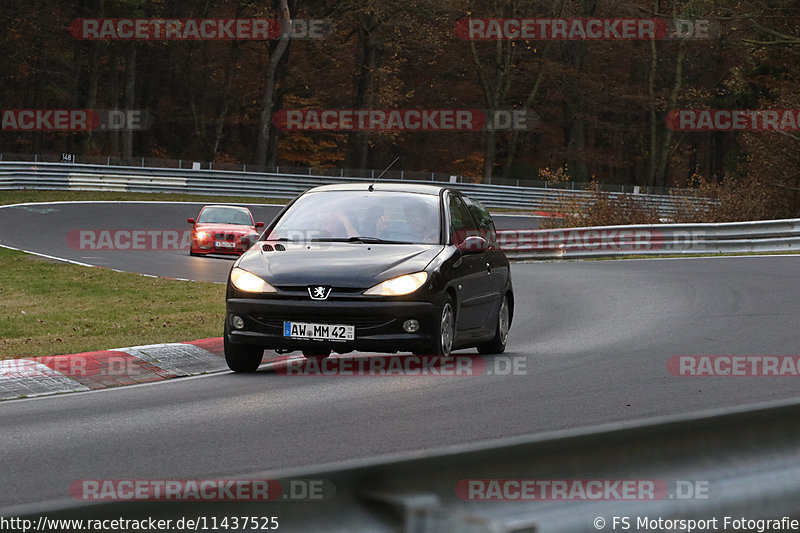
[223,183,513,372]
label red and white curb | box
[0,337,230,400]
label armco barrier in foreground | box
[12,398,800,532]
[500,218,800,260]
[0,161,710,217]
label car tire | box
[425,295,455,357]
[224,325,264,372]
[477,293,510,355]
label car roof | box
[304,182,448,196]
[201,205,251,211]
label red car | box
[188,205,264,256]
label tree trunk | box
[77,0,103,154]
[266,55,291,169]
[502,40,553,181]
[208,41,239,163]
[646,35,658,187]
[470,34,513,184]
[109,50,120,158]
[564,41,588,182]
[255,0,291,168]
[121,41,136,163]
[654,38,687,187]
[345,11,379,171]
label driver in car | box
[401,201,439,244]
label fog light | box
[403,319,420,333]
[231,315,245,330]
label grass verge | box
[0,247,225,358]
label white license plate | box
[215,241,236,248]
[283,321,355,341]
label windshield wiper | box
[311,236,411,244]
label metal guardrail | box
[0,161,708,217]
[2,161,788,258]
[0,152,681,195]
[14,397,800,531]
[501,218,800,260]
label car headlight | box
[230,267,277,293]
[195,231,210,240]
[364,272,428,296]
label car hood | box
[236,242,443,288]
[194,223,255,233]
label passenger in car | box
[402,202,439,244]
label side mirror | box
[187,218,195,224]
[458,236,488,254]
[256,221,265,228]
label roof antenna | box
[368,156,400,192]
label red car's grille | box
[214,233,237,241]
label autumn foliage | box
[1,0,799,219]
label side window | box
[448,196,475,245]
[461,195,497,247]
[461,196,495,232]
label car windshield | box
[268,191,440,244]
[197,207,252,225]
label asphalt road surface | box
[0,201,798,513]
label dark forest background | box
[1,0,799,215]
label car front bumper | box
[226,298,439,353]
